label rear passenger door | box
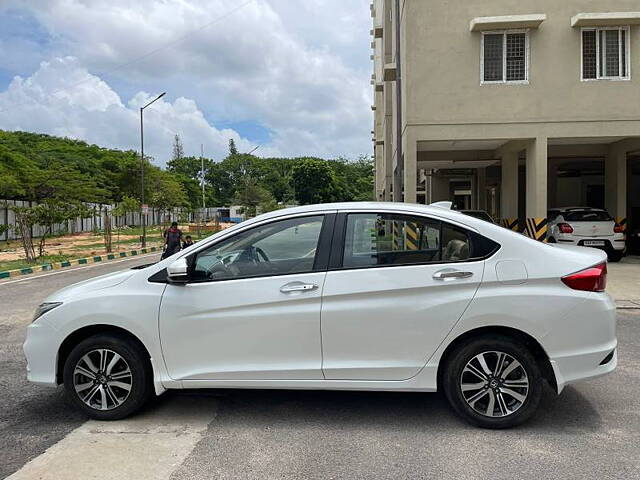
[320,211,494,381]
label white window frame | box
[581,26,631,81]
[480,29,530,85]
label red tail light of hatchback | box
[558,223,574,234]
[561,262,607,292]
[614,223,624,234]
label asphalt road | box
[1,258,640,479]
[0,254,161,479]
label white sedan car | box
[547,207,625,262]
[24,202,616,428]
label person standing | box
[182,235,194,249]
[162,222,183,259]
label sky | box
[0,0,372,165]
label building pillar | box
[605,144,627,231]
[393,166,402,202]
[525,136,548,241]
[500,149,519,231]
[547,160,558,209]
[403,133,417,203]
[431,175,450,202]
[477,167,487,210]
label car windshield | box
[563,211,612,222]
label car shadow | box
[147,382,602,433]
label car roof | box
[249,202,485,230]
[555,206,606,212]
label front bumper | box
[23,320,59,387]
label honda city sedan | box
[24,202,617,428]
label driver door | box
[159,213,334,381]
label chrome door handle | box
[280,282,318,293]
[433,270,474,280]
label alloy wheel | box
[460,351,529,418]
[73,348,132,411]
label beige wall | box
[403,0,640,128]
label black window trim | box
[329,211,500,272]
[149,212,336,284]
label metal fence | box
[0,199,196,241]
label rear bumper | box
[555,235,625,252]
[544,293,617,393]
[550,342,617,393]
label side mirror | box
[167,257,189,284]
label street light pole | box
[201,144,205,210]
[139,91,166,248]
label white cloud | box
[0,57,255,163]
[0,0,372,160]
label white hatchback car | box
[24,202,617,428]
[547,207,625,262]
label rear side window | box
[564,211,612,222]
[341,213,499,268]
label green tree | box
[291,159,338,205]
[112,196,140,250]
[233,176,273,217]
[147,170,189,224]
[330,155,374,202]
[228,138,238,156]
[167,156,218,209]
[172,134,184,161]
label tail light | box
[558,223,573,234]
[614,223,623,234]
[561,262,607,292]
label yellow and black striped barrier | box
[526,217,548,242]
[501,218,520,233]
[392,221,401,250]
[405,222,420,250]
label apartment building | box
[371,0,640,239]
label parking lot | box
[1,256,640,480]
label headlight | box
[33,302,63,322]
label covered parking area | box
[408,131,640,244]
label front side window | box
[582,27,630,80]
[482,31,528,84]
[341,213,499,269]
[192,215,324,281]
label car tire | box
[63,333,153,420]
[442,335,543,429]
[608,251,624,262]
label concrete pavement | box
[607,256,640,308]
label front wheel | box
[442,336,543,429]
[63,334,152,420]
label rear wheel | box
[63,334,152,420]
[442,336,543,429]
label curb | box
[0,246,160,279]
